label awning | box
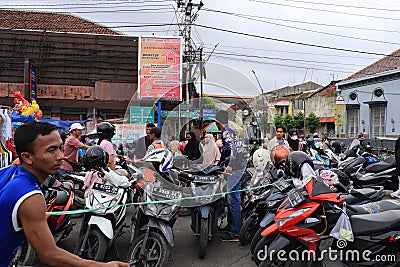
[320,116,335,123]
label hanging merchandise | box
[0,110,13,167]
[11,91,42,128]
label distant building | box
[337,48,400,138]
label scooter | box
[74,167,133,261]
[258,176,400,267]
[184,164,225,258]
[336,155,397,190]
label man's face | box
[149,132,156,142]
[276,128,284,140]
[22,130,64,178]
[146,127,152,138]
[73,128,83,137]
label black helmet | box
[285,151,314,178]
[83,145,109,170]
[97,122,115,140]
[60,130,70,143]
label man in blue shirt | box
[217,111,247,241]
[0,121,128,267]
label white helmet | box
[252,148,271,172]
[143,148,174,172]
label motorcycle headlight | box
[276,208,311,227]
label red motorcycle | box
[16,177,75,266]
[258,175,400,266]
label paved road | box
[58,207,254,267]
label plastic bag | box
[330,203,354,242]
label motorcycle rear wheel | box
[199,217,208,259]
[239,215,258,245]
[127,231,169,267]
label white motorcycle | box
[74,146,135,261]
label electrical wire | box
[249,0,400,21]
[194,24,398,57]
[255,0,400,13]
[203,8,400,46]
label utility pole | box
[176,0,203,102]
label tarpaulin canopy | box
[38,118,88,130]
[203,121,243,133]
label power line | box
[249,0,400,21]
[203,8,400,46]
[211,55,355,74]
[194,24,397,57]
[265,0,400,13]
[201,44,379,60]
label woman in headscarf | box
[287,129,301,151]
[202,134,221,165]
[184,131,201,161]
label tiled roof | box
[0,9,120,35]
[344,48,400,81]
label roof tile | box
[0,9,120,35]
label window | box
[370,104,386,137]
[347,108,359,137]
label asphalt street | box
[58,206,254,267]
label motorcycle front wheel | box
[17,242,37,266]
[199,217,208,259]
[239,215,258,245]
[127,231,169,267]
[74,228,107,261]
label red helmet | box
[271,145,290,165]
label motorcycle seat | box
[184,164,224,175]
[364,157,396,173]
[55,190,70,206]
[347,199,400,216]
[350,210,400,235]
[341,188,378,205]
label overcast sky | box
[4,0,400,96]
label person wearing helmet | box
[97,122,116,170]
[285,151,315,189]
[0,121,128,267]
[267,125,291,153]
[60,123,89,174]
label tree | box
[282,114,294,130]
[305,112,320,133]
[293,111,305,130]
[273,114,283,127]
[201,95,218,110]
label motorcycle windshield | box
[348,139,360,151]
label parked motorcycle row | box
[14,137,400,266]
[240,138,400,266]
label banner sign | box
[334,103,346,125]
[24,58,37,102]
[129,106,154,124]
[138,36,182,100]
[114,124,146,143]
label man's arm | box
[19,194,128,267]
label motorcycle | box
[258,176,400,267]
[127,148,182,267]
[185,164,225,258]
[16,177,74,265]
[74,166,133,261]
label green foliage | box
[305,112,320,133]
[282,114,295,130]
[273,114,283,127]
[201,95,218,110]
[293,111,305,130]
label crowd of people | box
[4,110,400,266]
